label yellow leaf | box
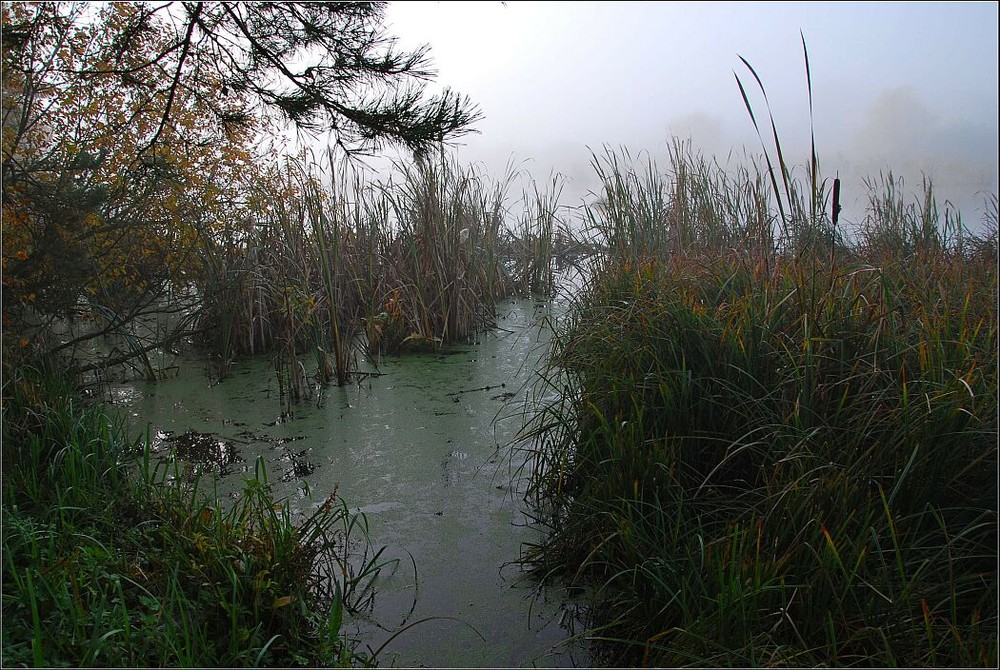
[272,595,294,609]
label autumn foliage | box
[4,3,258,329]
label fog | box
[376,1,998,233]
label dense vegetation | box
[2,1,519,390]
[521,144,998,666]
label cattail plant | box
[519,39,997,665]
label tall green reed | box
[583,141,785,275]
[584,146,673,263]
[665,138,778,259]
[735,33,842,256]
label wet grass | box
[520,148,998,665]
[1,359,388,667]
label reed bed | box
[191,152,554,397]
[1,360,387,667]
[509,174,567,295]
[375,155,517,352]
[520,150,998,666]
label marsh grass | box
[190,151,553,398]
[376,154,517,352]
[510,175,566,295]
[520,148,998,665]
[1,361,386,667]
[735,33,838,255]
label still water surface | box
[110,297,588,668]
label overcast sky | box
[378,1,998,231]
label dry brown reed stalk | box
[191,150,550,399]
[377,154,518,352]
[512,174,564,295]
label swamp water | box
[108,297,590,668]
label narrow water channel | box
[108,297,589,668]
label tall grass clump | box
[2,358,385,667]
[584,146,674,263]
[376,154,517,352]
[192,154,363,396]
[665,138,776,259]
[190,151,553,396]
[521,150,998,665]
[585,141,785,273]
[510,174,566,295]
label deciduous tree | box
[1,1,480,367]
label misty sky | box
[380,1,998,231]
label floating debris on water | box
[155,429,245,477]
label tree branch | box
[142,1,203,154]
